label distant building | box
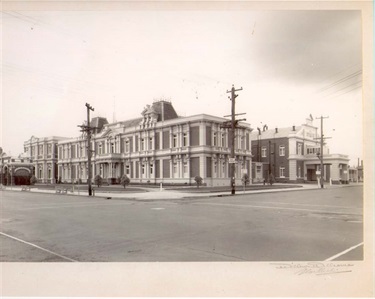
[23,136,68,183]
[348,159,364,182]
[0,147,34,185]
[55,100,253,186]
[251,117,350,184]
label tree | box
[30,175,37,185]
[94,175,103,188]
[194,176,203,188]
[242,173,250,188]
[120,175,130,189]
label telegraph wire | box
[316,70,362,93]
[325,83,362,99]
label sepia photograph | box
[0,0,373,297]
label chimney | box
[275,128,278,133]
[161,101,164,121]
[292,125,295,131]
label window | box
[279,145,285,156]
[150,164,153,175]
[307,147,320,155]
[141,138,145,151]
[125,140,129,153]
[38,168,42,179]
[183,133,188,146]
[126,165,130,175]
[149,138,153,150]
[111,142,115,153]
[261,147,267,158]
[173,134,178,148]
[298,167,301,178]
[142,164,145,175]
[214,162,217,174]
[98,143,103,155]
[280,167,285,178]
[213,133,217,146]
[256,166,262,174]
[47,144,52,155]
[39,145,43,155]
[183,162,188,175]
[221,134,226,147]
[48,168,52,179]
[71,145,76,159]
[297,143,302,155]
[222,162,225,178]
[173,163,178,175]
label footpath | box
[0,182,361,201]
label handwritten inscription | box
[272,262,355,276]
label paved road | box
[0,186,363,262]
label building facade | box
[251,116,350,184]
[56,101,253,186]
[23,136,67,183]
[0,148,34,186]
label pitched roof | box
[91,117,108,134]
[151,100,179,121]
[120,117,143,128]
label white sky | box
[1,8,364,165]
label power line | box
[316,70,362,93]
[325,83,362,99]
[321,79,362,98]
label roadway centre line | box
[192,202,362,215]
[0,232,78,262]
[325,242,364,261]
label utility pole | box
[315,116,329,189]
[222,85,244,195]
[78,103,95,196]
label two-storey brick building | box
[251,116,350,184]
